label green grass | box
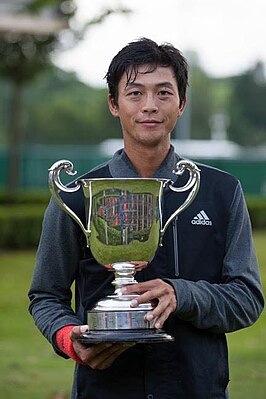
[0,230,265,398]
[227,230,266,398]
[0,251,73,399]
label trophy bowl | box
[48,159,200,343]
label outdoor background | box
[0,1,265,398]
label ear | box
[178,96,187,116]
[108,94,119,117]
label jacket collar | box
[108,145,180,181]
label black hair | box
[105,37,188,106]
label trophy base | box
[87,302,153,330]
[78,329,174,344]
[83,292,174,344]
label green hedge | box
[0,190,50,205]
[246,197,266,230]
[0,205,46,249]
[0,195,265,249]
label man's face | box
[108,65,186,149]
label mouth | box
[138,120,162,126]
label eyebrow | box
[125,81,175,89]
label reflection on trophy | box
[48,159,200,343]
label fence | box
[0,144,266,195]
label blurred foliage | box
[0,64,121,146]
[0,0,76,194]
[189,60,266,145]
[0,194,265,249]
[0,0,130,193]
[0,35,56,83]
[0,189,50,205]
[1,61,265,146]
[0,1,265,186]
[190,65,215,140]
[246,196,266,230]
[0,204,46,248]
[25,0,76,14]
[23,67,121,144]
[228,62,266,146]
[0,1,73,83]
[0,0,130,83]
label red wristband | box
[56,325,84,364]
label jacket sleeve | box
[28,199,84,358]
[166,182,264,333]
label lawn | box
[227,230,266,398]
[0,230,265,398]
[0,250,73,399]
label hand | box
[121,279,177,329]
[104,261,148,272]
[129,261,149,272]
[70,326,135,370]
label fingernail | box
[130,299,138,307]
[80,325,89,333]
[121,287,127,294]
[155,322,161,329]
[145,313,154,321]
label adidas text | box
[191,210,213,226]
[191,219,212,226]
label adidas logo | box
[191,210,213,226]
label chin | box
[140,138,168,148]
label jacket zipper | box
[172,217,179,277]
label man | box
[29,38,264,399]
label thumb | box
[70,325,89,341]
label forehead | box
[119,65,178,88]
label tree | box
[0,0,130,194]
[0,0,72,194]
[227,62,266,146]
[23,66,120,144]
[189,61,216,140]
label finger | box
[151,307,174,329]
[130,282,176,307]
[70,325,89,342]
[130,287,163,307]
[122,280,159,295]
[144,300,170,323]
[97,344,135,369]
[88,345,120,369]
[129,261,148,271]
[74,342,113,364]
[147,289,176,314]
[142,291,176,327]
[88,343,135,370]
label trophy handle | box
[159,160,200,245]
[48,160,89,239]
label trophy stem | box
[111,262,137,294]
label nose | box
[142,94,158,113]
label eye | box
[158,90,172,96]
[128,90,142,97]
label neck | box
[124,142,171,177]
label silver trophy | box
[48,159,200,343]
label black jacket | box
[29,149,264,399]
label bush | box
[246,196,266,230]
[0,195,265,249]
[0,205,46,249]
[0,190,50,205]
